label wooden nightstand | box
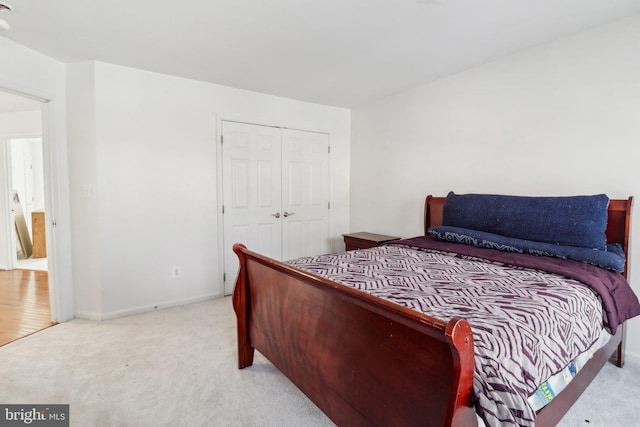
[342,232,400,251]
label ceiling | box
[2,0,640,108]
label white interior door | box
[11,139,40,236]
[222,121,282,295]
[281,129,330,260]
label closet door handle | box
[271,212,281,218]
[283,211,295,218]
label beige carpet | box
[0,297,332,427]
[0,296,638,426]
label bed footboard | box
[232,244,477,427]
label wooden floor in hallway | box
[0,269,54,347]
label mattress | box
[287,241,612,427]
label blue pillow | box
[428,226,625,272]
[442,192,609,250]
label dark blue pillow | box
[442,192,609,250]
[428,226,625,272]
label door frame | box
[0,85,72,323]
[0,133,44,270]
[216,114,333,295]
[0,135,13,270]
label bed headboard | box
[424,194,633,277]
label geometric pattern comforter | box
[287,242,604,427]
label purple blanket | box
[390,236,640,333]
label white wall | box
[351,14,640,357]
[0,110,41,134]
[66,62,102,318]
[68,61,350,319]
[0,36,74,322]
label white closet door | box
[222,121,282,295]
[281,129,330,261]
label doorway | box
[0,89,52,344]
[0,91,47,271]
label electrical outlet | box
[172,266,182,278]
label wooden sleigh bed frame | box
[232,195,633,427]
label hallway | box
[0,269,53,346]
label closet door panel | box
[222,121,282,295]
[281,129,330,261]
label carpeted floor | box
[0,297,638,426]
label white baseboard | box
[74,311,103,321]
[75,293,222,321]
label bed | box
[232,193,639,426]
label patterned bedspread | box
[286,240,612,427]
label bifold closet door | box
[222,121,283,295]
[281,129,330,261]
[221,121,330,295]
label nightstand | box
[342,232,401,251]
